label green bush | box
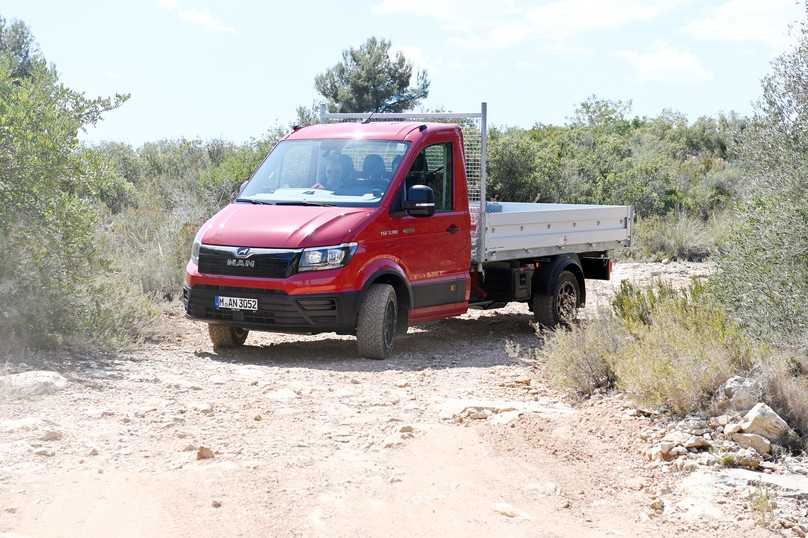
[608,281,755,414]
[714,20,808,350]
[610,279,681,326]
[92,131,283,302]
[487,98,745,220]
[715,193,808,349]
[0,19,153,350]
[542,281,756,415]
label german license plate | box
[214,296,258,311]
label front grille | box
[186,285,338,328]
[197,246,298,278]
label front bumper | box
[183,284,360,334]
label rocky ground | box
[0,262,805,538]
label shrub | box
[607,281,756,414]
[715,17,808,350]
[542,281,756,413]
[537,318,626,398]
[715,194,808,348]
[621,212,717,261]
[610,279,680,326]
[0,21,153,350]
[609,309,754,415]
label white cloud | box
[375,0,686,49]
[616,43,713,83]
[685,0,802,48]
[159,0,237,34]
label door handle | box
[446,224,460,234]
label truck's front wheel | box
[532,270,581,328]
[356,283,397,359]
[208,324,249,349]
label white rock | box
[724,423,742,435]
[685,435,711,450]
[739,403,793,442]
[734,448,762,470]
[190,401,215,414]
[439,398,573,422]
[670,446,689,458]
[265,388,299,401]
[663,430,690,446]
[659,441,677,455]
[163,376,202,391]
[488,410,522,425]
[0,371,67,400]
[677,417,709,435]
[719,468,808,498]
[38,430,62,442]
[383,434,403,449]
[714,376,762,413]
[525,481,560,497]
[715,415,730,427]
[492,502,529,519]
[732,432,772,455]
[647,446,665,461]
[0,417,54,434]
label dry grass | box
[761,355,808,448]
[748,487,776,527]
[537,317,625,399]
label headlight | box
[297,243,358,272]
[190,232,202,265]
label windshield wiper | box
[236,198,275,205]
[273,201,334,207]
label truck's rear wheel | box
[208,324,249,349]
[356,283,397,359]
[532,270,580,328]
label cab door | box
[393,137,470,318]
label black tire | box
[208,324,249,349]
[356,283,397,359]
[532,270,581,328]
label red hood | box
[200,204,374,248]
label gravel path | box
[2,262,779,537]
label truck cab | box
[183,107,631,359]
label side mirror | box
[404,185,435,217]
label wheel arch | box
[360,267,412,333]
[532,254,586,306]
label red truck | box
[183,104,632,358]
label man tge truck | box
[183,104,632,358]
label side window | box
[405,143,453,211]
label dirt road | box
[3,262,776,537]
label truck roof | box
[287,121,459,141]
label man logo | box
[227,258,255,268]
[227,247,255,268]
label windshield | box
[239,139,410,207]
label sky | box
[4,0,804,145]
